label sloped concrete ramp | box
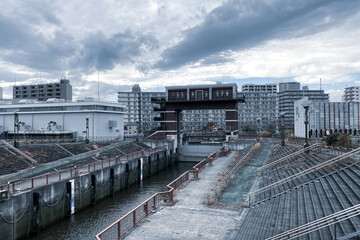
[125,151,243,240]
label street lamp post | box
[280,112,286,146]
[13,110,19,148]
[85,117,89,144]
[303,104,310,149]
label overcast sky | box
[0,0,359,101]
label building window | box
[216,91,219,97]
[205,91,208,98]
[181,92,184,98]
[176,92,179,98]
[225,90,229,97]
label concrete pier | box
[126,151,242,240]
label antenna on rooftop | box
[97,69,100,101]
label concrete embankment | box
[177,141,253,162]
[0,148,174,240]
[125,151,243,240]
[177,144,222,162]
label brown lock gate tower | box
[149,83,245,146]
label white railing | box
[1,140,37,166]
[259,143,321,171]
[245,147,360,205]
[266,204,360,240]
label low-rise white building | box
[0,100,125,140]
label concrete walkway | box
[126,151,243,240]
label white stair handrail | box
[1,140,37,165]
[266,204,360,240]
[246,147,360,203]
[259,143,321,171]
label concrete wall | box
[0,150,174,240]
[178,144,221,162]
[224,141,255,151]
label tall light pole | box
[280,112,286,146]
[85,117,89,144]
[13,109,19,148]
[303,104,310,149]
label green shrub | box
[325,133,339,146]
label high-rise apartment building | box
[238,90,278,131]
[343,86,360,102]
[278,82,301,92]
[13,79,72,101]
[118,84,165,134]
[278,85,329,131]
[182,109,226,132]
[0,87,3,99]
[242,83,277,94]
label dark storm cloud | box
[0,11,76,71]
[0,9,158,74]
[72,31,159,71]
[155,0,360,70]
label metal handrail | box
[0,146,167,193]
[266,204,360,240]
[95,150,222,240]
[1,140,38,166]
[259,143,321,171]
[245,147,360,204]
[206,145,255,203]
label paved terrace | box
[126,151,242,240]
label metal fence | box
[95,151,219,240]
[245,146,360,206]
[0,141,133,185]
[0,136,123,143]
[206,144,255,204]
[0,146,166,193]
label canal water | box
[217,142,273,206]
[29,162,195,240]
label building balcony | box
[153,107,165,111]
[151,97,166,103]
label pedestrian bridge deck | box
[125,151,242,240]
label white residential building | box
[118,84,165,134]
[242,83,277,94]
[238,91,278,131]
[343,86,360,102]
